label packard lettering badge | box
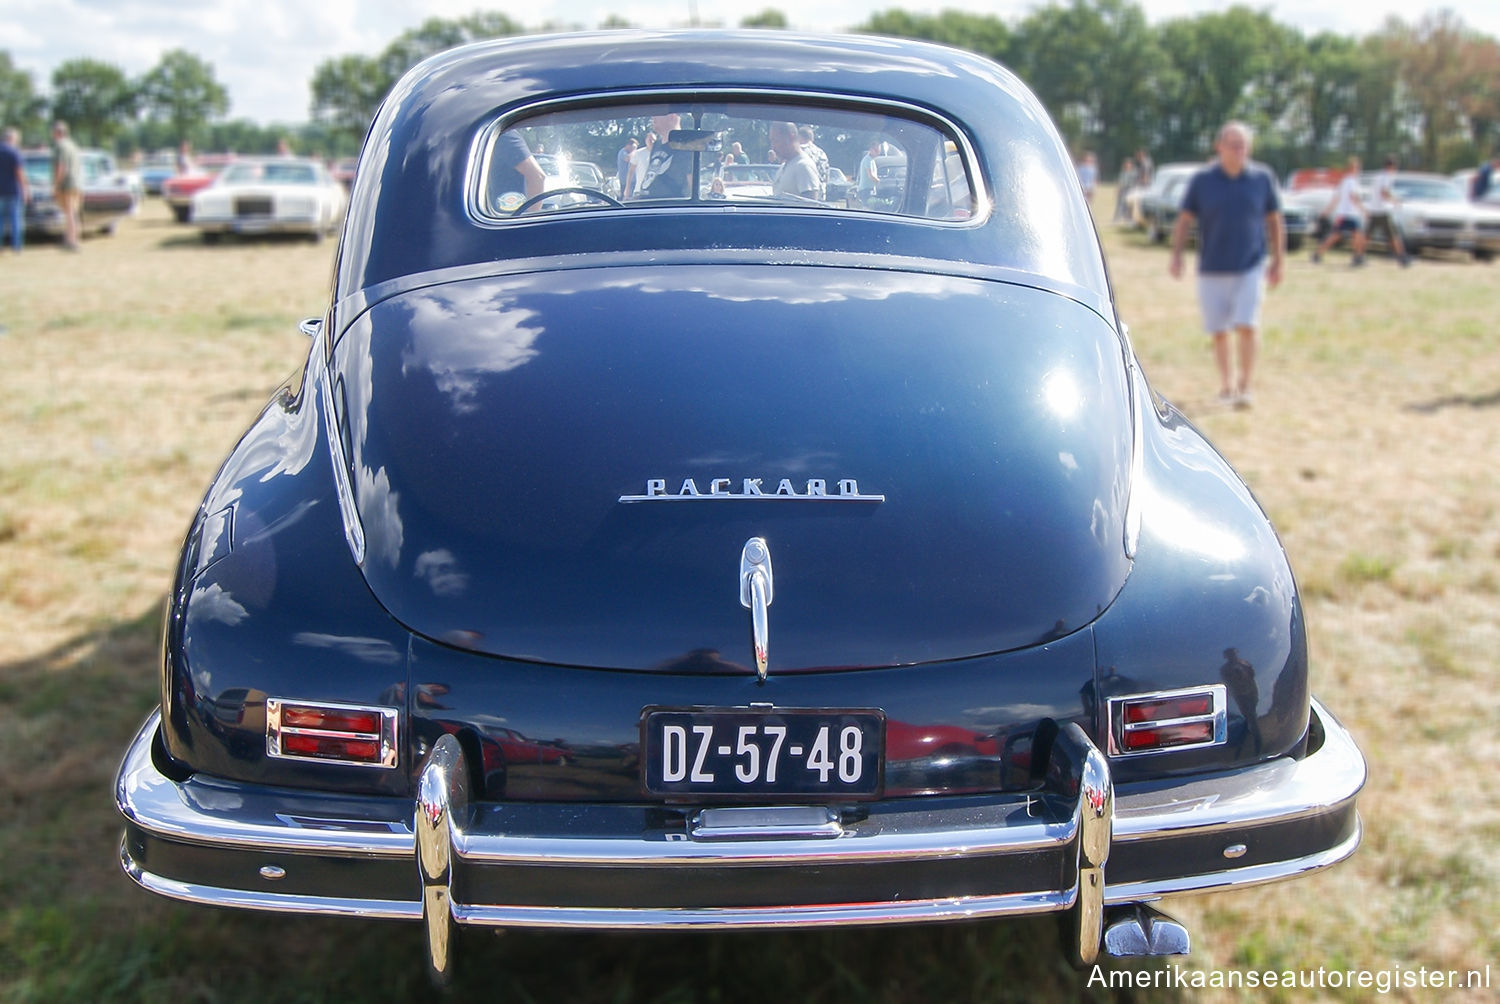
[619,477,884,503]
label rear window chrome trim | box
[465,87,989,230]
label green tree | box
[49,59,137,147]
[309,54,385,148]
[857,9,1011,64]
[1009,0,1161,170]
[741,9,787,28]
[311,13,522,146]
[139,49,229,146]
[0,51,45,142]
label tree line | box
[2,2,1496,175]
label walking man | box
[51,121,82,250]
[0,127,26,252]
[1169,121,1284,408]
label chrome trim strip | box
[691,806,842,841]
[466,87,990,230]
[454,807,1076,867]
[1112,697,1365,842]
[451,890,1075,931]
[120,838,420,920]
[1105,818,1362,904]
[1108,684,1227,757]
[266,697,400,769]
[117,711,415,857]
[315,348,366,565]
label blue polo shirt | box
[0,141,20,198]
[1181,161,1281,274]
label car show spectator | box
[0,127,25,253]
[1114,155,1138,223]
[1076,151,1097,202]
[798,125,829,199]
[51,121,82,251]
[1312,156,1367,266]
[769,121,819,199]
[1169,121,1284,409]
[1365,156,1411,267]
[1470,154,1499,201]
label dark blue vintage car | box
[116,31,1364,980]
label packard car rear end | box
[117,30,1363,981]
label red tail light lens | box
[1123,695,1213,725]
[267,699,398,768]
[1109,686,1226,756]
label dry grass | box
[1,195,1497,1000]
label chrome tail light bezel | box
[266,698,400,769]
[1107,685,1228,757]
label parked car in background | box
[1361,171,1500,261]
[140,151,178,195]
[191,157,346,242]
[162,153,237,223]
[826,165,853,202]
[711,161,778,198]
[117,30,1363,983]
[331,157,359,189]
[567,160,606,191]
[1137,165,1194,244]
[22,147,137,238]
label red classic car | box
[162,154,237,223]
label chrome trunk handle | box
[739,537,773,681]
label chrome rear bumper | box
[118,699,1363,968]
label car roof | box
[339,29,1108,316]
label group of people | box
[1309,155,1411,268]
[0,120,84,253]
[613,120,858,203]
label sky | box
[4,0,1498,126]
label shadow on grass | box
[155,232,326,251]
[1403,388,1500,413]
[0,605,1181,1002]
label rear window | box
[473,95,982,224]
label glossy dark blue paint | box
[154,30,1316,803]
[337,264,1130,672]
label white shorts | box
[1196,262,1265,335]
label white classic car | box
[191,157,347,243]
[1361,171,1500,261]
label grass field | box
[1,194,1497,1001]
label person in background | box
[51,121,82,251]
[1114,155,1138,223]
[1076,151,1097,203]
[615,138,637,192]
[1470,153,1499,201]
[1135,146,1153,186]
[769,121,819,200]
[487,130,546,212]
[798,125,828,200]
[0,127,26,253]
[1312,156,1367,266]
[857,139,882,204]
[633,112,692,200]
[624,132,653,200]
[1365,155,1411,267]
[1169,121,1284,409]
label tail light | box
[267,699,398,768]
[1108,685,1227,756]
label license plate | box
[235,218,270,233]
[642,707,884,799]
